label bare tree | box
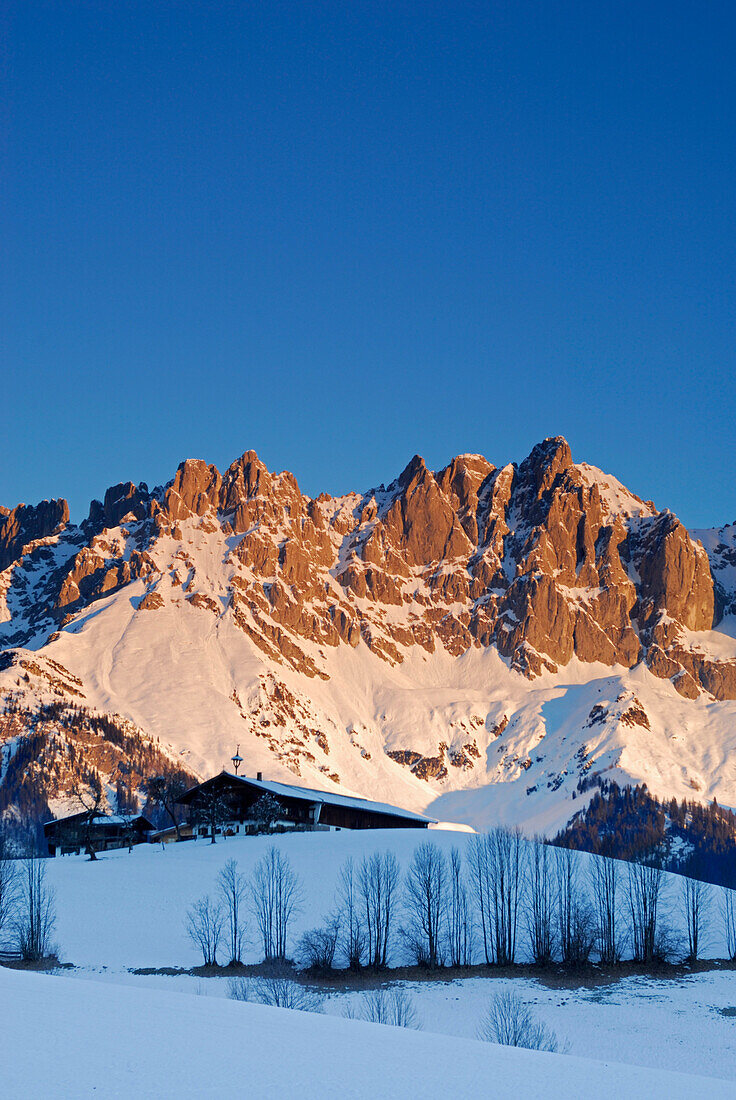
[478,990,562,1052]
[447,846,473,967]
[219,859,248,965]
[14,857,56,961]
[403,842,448,968]
[627,860,665,963]
[250,847,302,961]
[146,775,188,840]
[186,894,224,966]
[357,851,400,970]
[554,846,595,966]
[350,988,420,1029]
[590,855,622,965]
[682,875,710,962]
[0,829,19,943]
[335,857,366,970]
[468,833,494,965]
[469,829,523,966]
[721,889,736,961]
[526,840,555,965]
[71,779,106,860]
[489,828,524,966]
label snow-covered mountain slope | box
[2,438,736,833]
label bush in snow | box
[346,988,420,1029]
[228,974,322,1012]
[297,914,341,973]
[478,990,564,1053]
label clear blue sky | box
[2,2,734,527]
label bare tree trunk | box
[590,855,621,965]
[335,857,365,969]
[0,830,19,942]
[219,858,248,964]
[489,827,523,966]
[357,851,399,969]
[448,847,472,967]
[403,842,448,968]
[627,861,664,963]
[15,857,56,961]
[468,835,493,965]
[526,840,554,965]
[682,876,710,962]
[721,889,736,961]
[250,847,302,962]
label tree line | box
[554,780,736,888]
[186,832,736,971]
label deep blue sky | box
[2,2,734,527]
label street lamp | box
[231,745,243,775]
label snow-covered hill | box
[2,438,736,833]
[6,965,729,1100]
[19,831,736,1089]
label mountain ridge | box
[1,437,736,836]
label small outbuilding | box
[44,812,154,856]
[177,771,434,839]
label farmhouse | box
[177,771,434,838]
[44,812,154,857]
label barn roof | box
[180,771,435,824]
[43,812,154,830]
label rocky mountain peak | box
[1,439,734,705]
[0,498,70,571]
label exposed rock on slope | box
[1,438,736,831]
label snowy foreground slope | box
[4,967,730,1100]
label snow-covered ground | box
[64,965,736,1084]
[3,966,733,1099]
[21,829,736,1086]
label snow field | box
[3,966,733,1099]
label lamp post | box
[231,746,243,776]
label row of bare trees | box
[187,833,736,971]
[187,849,302,966]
